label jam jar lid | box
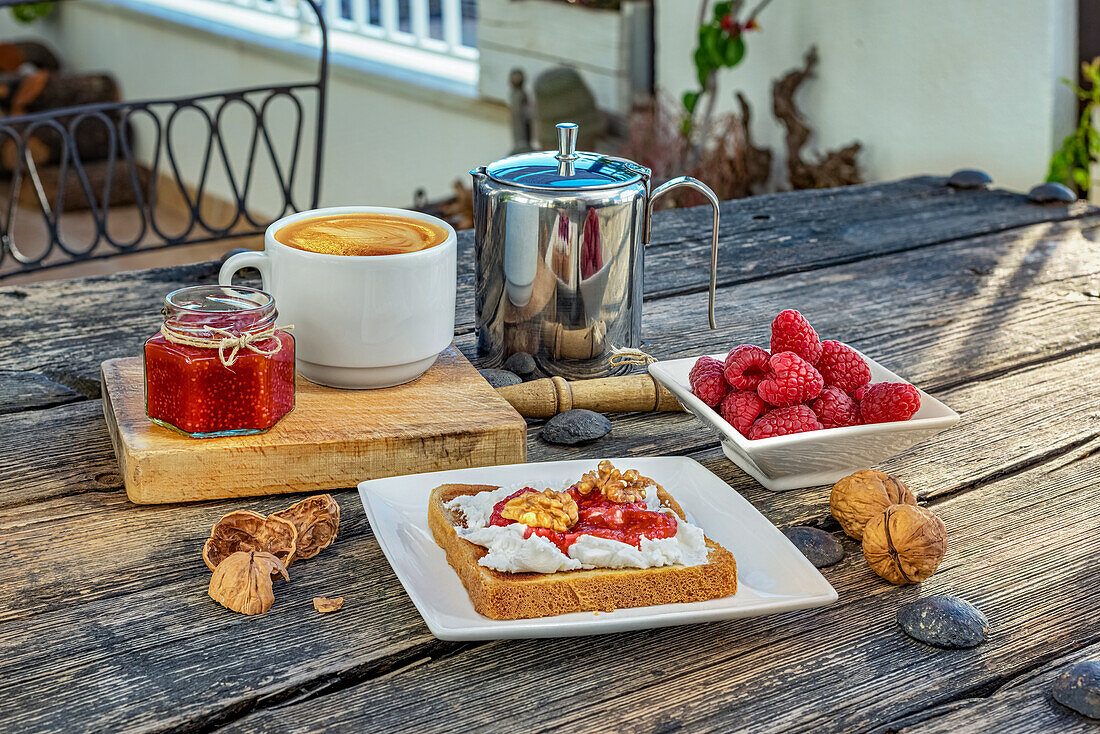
[484,122,648,190]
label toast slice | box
[428,483,737,620]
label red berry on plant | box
[720,389,766,436]
[723,344,770,390]
[719,14,740,34]
[756,351,824,407]
[811,386,861,429]
[770,309,823,364]
[816,340,872,395]
[859,382,921,423]
[689,356,730,407]
[748,405,823,439]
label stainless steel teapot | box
[470,122,720,379]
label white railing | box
[106,0,479,89]
[227,0,478,60]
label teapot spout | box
[469,165,488,181]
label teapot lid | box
[485,123,647,190]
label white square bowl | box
[358,457,837,640]
[649,348,959,492]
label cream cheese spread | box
[445,484,710,574]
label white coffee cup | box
[219,206,457,389]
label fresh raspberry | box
[719,389,766,436]
[770,309,823,364]
[859,382,921,423]
[756,351,824,407]
[852,385,867,402]
[811,386,861,429]
[688,356,729,407]
[723,345,770,390]
[816,340,871,394]
[748,405,823,439]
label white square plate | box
[649,348,960,492]
[358,457,837,640]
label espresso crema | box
[275,213,448,256]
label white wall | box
[655,0,1078,192]
[0,1,511,212]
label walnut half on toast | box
[427,483,738,620]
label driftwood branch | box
[773,46,862,189]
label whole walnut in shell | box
[830,469,916,540]
[208,551,289,615]
[862,504,947,585]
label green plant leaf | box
[694,47,710,87]
[703,25,724,67]
[683,91,700,114]
[1073,167,1090,189]
[724,34,746,67]
[713,1,732,21]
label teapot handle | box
[646,176,721,329]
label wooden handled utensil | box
[495,374,684,418]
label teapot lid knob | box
[555,122,578,162]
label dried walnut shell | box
[313,596,344,613]
[208,550,289,615]
[202,510,298,572]
[270,494,340,561]
[862,504,947,585]
[830,469,916,540]
[501,489,578,532]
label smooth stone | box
[1027,182,1077,204]
[897,595,989,649]
[946,169,992,189]
[478,368,522,389]
[503,352,538,380]
[782,526,845,568]
[540,409,611,445]
[1052,661,1100,719]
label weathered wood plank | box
[2,226,1098,607]
[213,450,1100,734]
[886,640,1100,734]
[0,349,1097,733]
[0,179,1096,734]
[0,489,436,734]
[0,369,81,414]
[0,400,120,510]
[1,178,1094,408]
[5,209,1096,512]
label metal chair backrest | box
[0,0,328,280]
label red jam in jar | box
[144,285,294,438]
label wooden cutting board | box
[101,347,527,504]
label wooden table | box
[2,176,1099,733]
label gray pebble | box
[946,169,992,189]
[540,409,611,445]
[1027,182,1077,204]
[782,526,844,568]
[503,352,538,380]
[478,368,522,388]
[897,595,989,649]
[1053,661,1100,719]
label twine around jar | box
[160,323,294,368]
[608,347,658,368]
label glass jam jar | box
[144,285,295,438]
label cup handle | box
[646,176,721,329]
[218,250,270,287]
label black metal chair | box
[0,0,328,280]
